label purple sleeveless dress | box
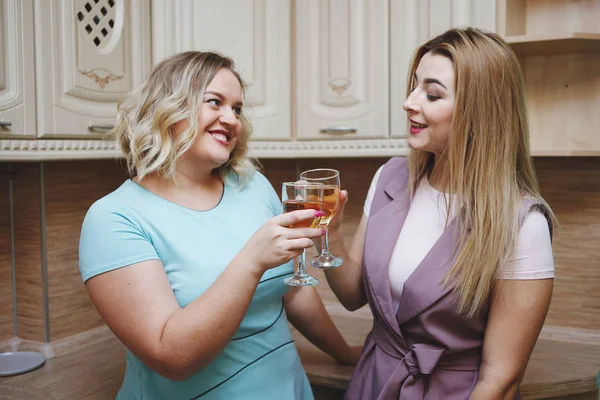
[344,157,551,400]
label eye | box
[233,106,242,116]
[206,98,220,107]
[426,94,441,101]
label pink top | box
[364,166,554,299]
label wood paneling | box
[0,164,14,341]
[45,160,129,341]
[3,156,599,345]
[0,156,597,400]
[535,157,600,331]
[12,163,44,341]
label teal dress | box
[79,172,314,400]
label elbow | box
[144,352,204,382]
[156,360,200,382]
[342,302,362,312]
[149,360,194,381]
[161,363,195,381]
[340,296,367,312]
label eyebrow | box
[414,74,448,90]
[204,91,243,106]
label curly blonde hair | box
[112,51,256,185]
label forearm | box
[158,255,263,379]
[323,229,366,311]
[285,287,351,363]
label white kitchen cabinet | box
[5,0,597,160]
[34,0,151,138]
[0,0,36,137]
[152,0,292,141]
[295,0,389,141]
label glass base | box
[284,273,320,286]
[310,253,344,269]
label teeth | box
[412,123,427,129]
[212,133,228,142]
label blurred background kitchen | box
[0,0,599,399]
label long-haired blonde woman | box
[324,28,556,399]
[78,51,360,400]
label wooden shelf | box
[531,149,600,157]
[506,32,600,55]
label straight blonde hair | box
[112,51,256,185]
[406,28,556,317]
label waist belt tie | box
[371,322,481,399]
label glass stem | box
[321,227,331,255]
[297,250,308,276]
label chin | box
[407,136,423,151]
[210,157,230,169]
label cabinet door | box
[34,0,151,138]
[0,0,36,137]
[152,0,291,141]
[295,0,389,140]
[390,0,497,138]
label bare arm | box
[284,286,362,365]
[322,190,368,311]
[86,209,323,381]
[469,279,553,399]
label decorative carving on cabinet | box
[77,67,124,89]
[328,77,352,95]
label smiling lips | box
[209,130,231,145]
[409,119,428,135]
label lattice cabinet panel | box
[34,0,151,137]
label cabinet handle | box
[87,124,115,131]
[0,121,12,128]
[319,127,357,135]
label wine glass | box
[281,182,324,286]
[299,169,344,268]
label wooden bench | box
[291,311,600,400]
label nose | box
[403,90,418,113]
[219,107,239,126]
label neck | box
[428,154,448,192]
[135,163,224,211]
[138,164,219,190]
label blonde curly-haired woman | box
[79,52,360,400]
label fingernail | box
[315,211,325,217]
[321,229,326,235]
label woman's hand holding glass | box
[298,169,344,268]
[240,204,324,278]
